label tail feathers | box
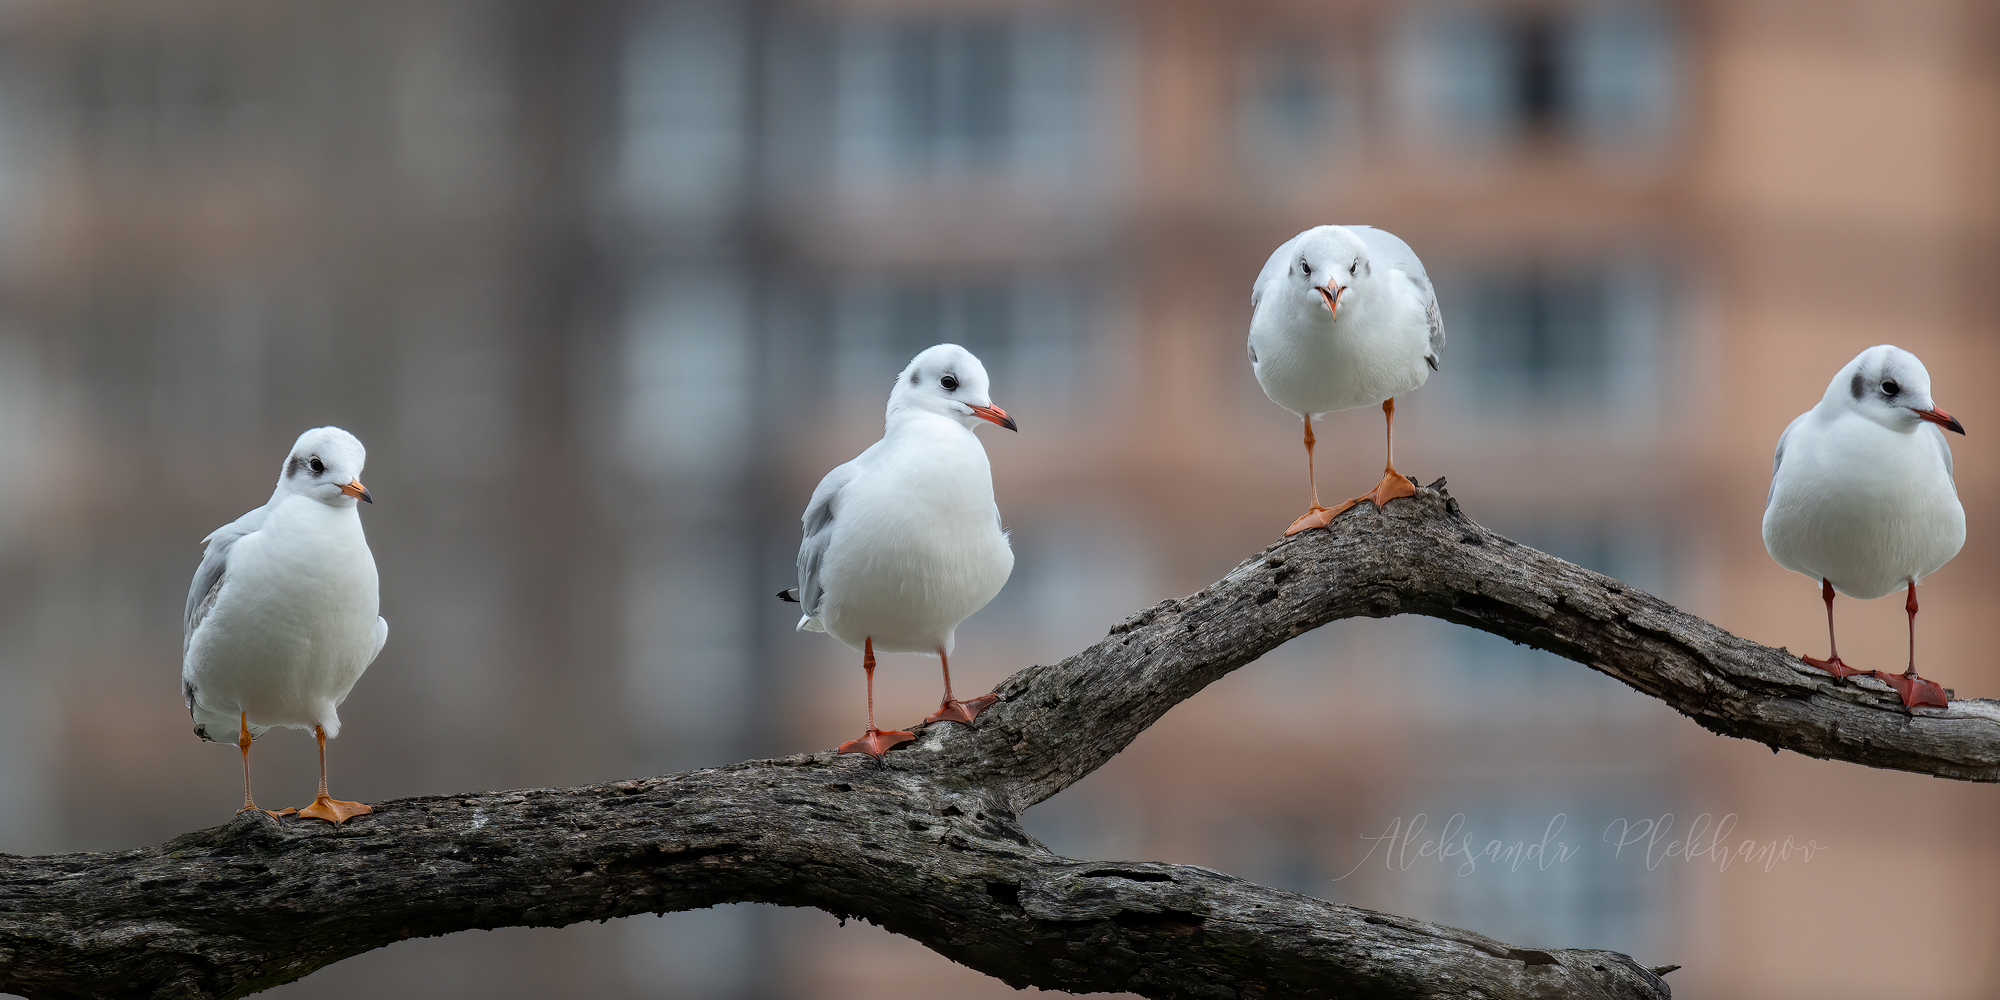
[797,615,824,633]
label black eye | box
[940,375,959,392]
[1882,380,1901,396]
[309,457,325,475]
[1300,258,1312,277]
[1350,260,1359,276]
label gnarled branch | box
[4,483,1991,999]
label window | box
[1396,2,1678,152]
[834,13,1090,179]
[1439,259,1665,414]
[1241,38,1341,159]
[620,0,751,220]
[622,266,754,481]
[1412,789,1670,956]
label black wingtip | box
[1425,354,1439,371]
[777,588,800,603]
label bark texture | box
[6,483,1993,999]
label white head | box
[1826,345,1965,436]
[1264,225,1374,322]
[886,344,1017,433]
[275,426,374,506]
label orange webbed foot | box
[1873,671,1950,709]
[926,693,999,726]
[1802,654,1868,681]
[294,795,372,824]
[1284,472,1417,535]
[236,804,287,820]
[1359,468,1418,509]
[837,728,916,758]
[1285,505,1341,535]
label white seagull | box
[782,344,1017,758]
[183,426,387,821]
[1763,345,1965,708]
[1248,224,1444,534]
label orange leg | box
[924,648,999,726]
[1284,416,1333,535]
[1871,582,1949,709]
[1801,578,1866,680]
[838,638,915,758]
[235,711,284,819]
[1286,399,1418,535]
[293,725,372,824]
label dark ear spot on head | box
[909,370,920,385]
[1850,370,1866,400]
[286,456,306,478]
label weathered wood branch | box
[4,482,1991,999]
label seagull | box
[183,426,387,822]
[1763,345,1965,708]
[781,344,1017,758]
[1248,224,1444,535]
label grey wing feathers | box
[1766,418,1798,509]
[1351,226,1444,367]
[1931,424,1954,486]
[183,505,268,651]
[796,461,859,627]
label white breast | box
[183,497,384,737]
[817,417,1013,655]
[1250,276,1433,417]
[1763,411,1964,600]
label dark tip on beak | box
[1915,407,1966,435]
[341,479,373,503]
[971,404,1017,432]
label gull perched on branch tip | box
[1248,224,1444,535]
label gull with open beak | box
[183,426,388,821]
[781,344,1017,758]
[1248,225,1445,535]
[1763,345,1965,708]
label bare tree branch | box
[6,482,1988,999]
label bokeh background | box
[0,0,1997,997]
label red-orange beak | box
[339,479,374,503]
[970,404,1017,432]
[1914,406,1966,435]
[1316,282,1342,318]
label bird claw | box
[1802,654,1868,681]
[293,795,372,824]
[925,694,999,726]
[1873,671,1950,709]
[837,728,916,758]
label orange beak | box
[970,404,1018,432]
[339,479,374,503]
[1915,406,1966,435]
[1316,282,1342,318]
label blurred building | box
[0,1,1995,999]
